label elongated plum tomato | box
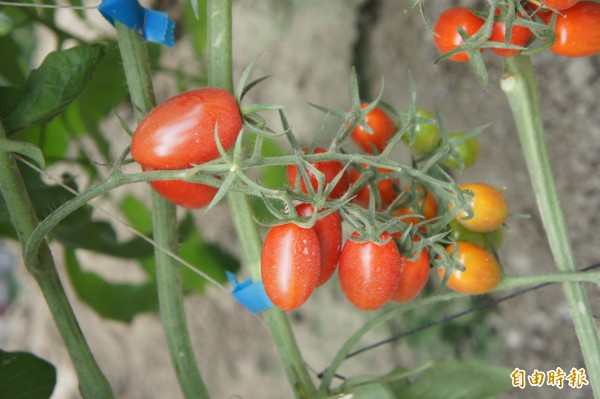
[132,88,241,208]
[433,7,485,62]
[489,9,533,57]
[390,236,430,303]
[261,223,321,311]
[348,164,400,210]
[350,103,396,154]
[549,1,600,57]
[142,165,218,209]
[338,232,402,311]
[286,147,350,199]
[295,204,342,286]
[132,88,242,169]
[438,242,501,295]
[452,183,509,233]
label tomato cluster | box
[433,1,600,60]
[260,102,508,311]
[131,88,242,208]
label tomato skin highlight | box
[438,242,501,295]
[390,237,430,303]
[286,147,350,199]
[338,232,402,311]
[295,204,342,286]
[143,165,218,209]
[433,7,485,62]
[489,9,533,57]
[549,1,600,57]
[454,183,509,233]
[132,88,242,170]
[348,164,400,210]
[350,104,396,154]
[261,223,321,311]
[540,0,579,10]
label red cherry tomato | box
[350,103,396,154]
[132,88,242,169]
[433,7,485,62]
[261,223,321,311]
[548,1,600,57]
[438,242,501,295]
[390,236,430,303]
[539,0,579,10]
[295,204,342,286]
[143,165,218,208]
[489,9,533,57]
[348,164,400,209]
[393,187,438,227]
[338,232,402,311]
[286,147,350,199]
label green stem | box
[115,22,210,399]
[0,124,114,398]
[501,55,600,396]
[318,268,600,393]
[206,1,317,397]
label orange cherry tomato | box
[348,164,400,210]
[438,242,502,295]
[350,104,396,154]
[393,187,438,227]
[452,183,508,233]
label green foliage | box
[389,361,513,399]
[65,249,159,323]
[0,44,105,135]
[0,350,56,399]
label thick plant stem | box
[116,22,210,399]
[0,124,114,398]
[502,56,600,396]
[207,1,317,397]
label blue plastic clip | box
[98,0,175,47]
[226,272,273,313]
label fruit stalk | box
[115,21,210,399]
[501,55,600,396]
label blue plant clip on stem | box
[227,272,274,313]
[98,0,175,47]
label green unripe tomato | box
[402,108,441,156]
[442,131,480,169]
[448,220,503,252]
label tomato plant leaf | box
[0,138,45,169]
[341,380,396,399]
[390,361,513,399]
[0,33,27,85]
[64,249,159,323]
[177,214,240,293]
[0,350,56,399]
[53,205,155,259]
[0,44,105,135]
